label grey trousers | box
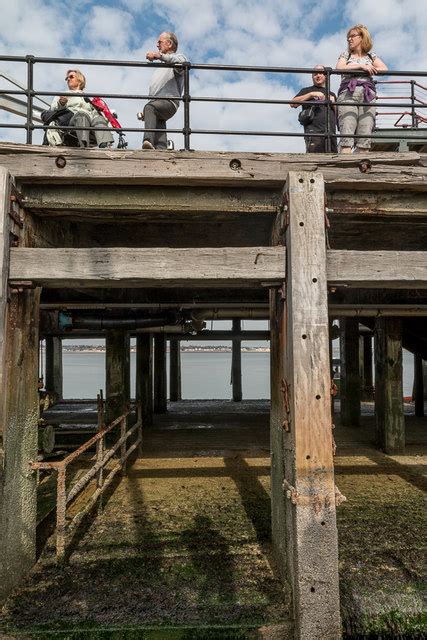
[69,111,113,147]
[143,99,177,149]
[337,86,376,150]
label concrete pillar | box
[105,330,130,425]
[153,334,167,413]
[232,319,242,402]
[340,318,361,426]
[0,288,41,601]
[169,339,182,401]
[136,334,153,427]
[375,317,405,454]
[45,336,63,401]
[413,355,424,418]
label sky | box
[0,0,425,151]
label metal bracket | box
[281,378,291,430]
[283,479,298,504]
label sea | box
[59,349,415,400]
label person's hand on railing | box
[58,96,68,106]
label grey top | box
[338,51,378,80]
[148,52,188,108]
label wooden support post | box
[413,355,425,417]
[136,334,153,428]
[0,167,41,600]
[340,318,361,426]
[361,333,374,401]
[105,330,130,426]
[375,317,405,454]
[45,336,63,401]
[271,172,340,639]
[232,319,242,402]
[169,339,182,401]
[153,334,167,413]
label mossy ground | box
[1,401,425,639]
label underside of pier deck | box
[0,145,426,639]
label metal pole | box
[96,391,104,490]
[183,62,191,150]
[25,55,35,144]
[324,67,332,153]
[410,80,417,128]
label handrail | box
[1,55,426,149]
[31,393,142,562]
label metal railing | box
[31,393,142,562]
[0,54,426,150]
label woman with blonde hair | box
[336,24,387,153]
[48,69,113,148]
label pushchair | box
[41,97,127,149]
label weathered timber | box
[0,167,11,440]
[340,319,361,427]
[232,319,242,402]
[45,336,63,401]
[169,340,182,402]
[0,288,41,602]
[105,331,130,426]
[413,355,425,417]
[327,250,427,288]
[9,247,286,288]
[0,146,424,189]
[153,334,167,413]
[136,334,153,428]
[278,172,341,639]
[361,333,374,401]
[375,318,405,454]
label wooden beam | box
[375,318,405,454]
[277,171,341,638]
[413,355,425,418]
[0,167,11,439]
[105,331,130,426]
[340,318,361,427]
[9,247,286,288]
[45,336,63,401]
[136,334,153,428]
[327,250,427,288]
[232,319,242,402]
[0,145,424,190]
[153,334,167,413]
[169,340,182,402]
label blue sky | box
[0,0,425,151]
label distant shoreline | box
[60,346,270,354]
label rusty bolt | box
[229,158,241,170]
[55,155,67,169]
[358,159,372,173]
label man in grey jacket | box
[142,32,187,150]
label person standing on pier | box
[336,24,387,153]
[291,65,337,153]
[141,32,188,150]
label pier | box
[0,55,426,637]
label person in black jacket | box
[291,65,337,153]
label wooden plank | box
[45,336,63,401]
[279,171,341,638]
[327,250,427,288]
[375,318,405,454]
[105,331,130,426]
[339,318,361,427]
[232,319,242,402]
[169,340,181,402]
[9,247,286,288]
[0,145,425,189]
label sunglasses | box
[65,74,76,81]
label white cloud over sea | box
[0,0,425,151]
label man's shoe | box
[99,142,112,149]
[142,140,155,150]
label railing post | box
[96,391,104,490]
[25,55,35,145]
[56,468,67,563]
[410,80,417,128]
[324,67,332,153]
[182,62,191,151]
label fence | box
[0,54,426,150]
[31,394,142,562]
